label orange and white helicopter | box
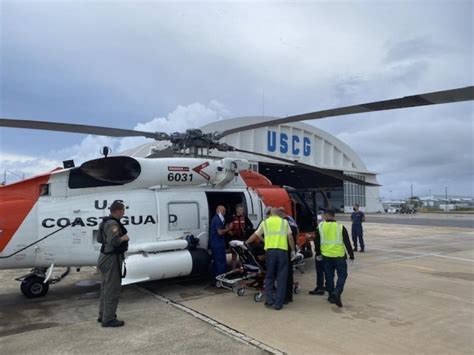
[0,86,472,298]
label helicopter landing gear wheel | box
[21,276,49,298]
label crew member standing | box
[277,207,298,304]
[351,204,365,252]
[309,210,326,296]
[210,205,230,286]
[97,200,129,327]
[246,208,295,310]
[228,203,254,269]
[315,208,354,308]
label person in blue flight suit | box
[210,205,230,286]
[351,204,366,252]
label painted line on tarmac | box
[371,239,471,250]
[368,234,473,243]
[368,247,474,263]
[135,285,285,355]
[432,254,474,262]
[390,263,437,271]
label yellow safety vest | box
[262,216,289,251]
[318,221,345,257]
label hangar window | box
[344,174,366,207]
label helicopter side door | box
[157,190,209,248]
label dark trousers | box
[323,256,348,296]
[285,251,294,302]
[352,224,364,250]
[265,249,288,308]
[98,253,122,323]
[315,258,326,289]
[211,247,227,279]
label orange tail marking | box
[0,174,51,252]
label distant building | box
[419,195,474,211]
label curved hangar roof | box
[201,116,373,175]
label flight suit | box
[98,218,126,324]
[210,214,227,281]
[351,211,365,251]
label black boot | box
[97,313,116,323]
[309,287,325,295]
[102,319,125,327]
[334,294,343,308]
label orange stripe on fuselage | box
[0,173,53,252]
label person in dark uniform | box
[97,200,129,327]
[309,210,326,296]
[351,204,366,252]
[210,205,230,286]
[228,203,254,269]
[315,209,354,308]
[277,207,298,304]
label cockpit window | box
[39,184,50,196]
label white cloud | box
[118,100,229,152]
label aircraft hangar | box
[124,116,383,213]
[201,117,383,213]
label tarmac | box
[0,213,473,354]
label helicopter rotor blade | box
[217,86,474,138]
[220,145,379,186]
[0,118,170,140]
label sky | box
[0,0,473,199]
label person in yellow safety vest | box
[314,208,354,308]
[246,207,296,310]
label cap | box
[110,200,125,212]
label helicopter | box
[0,86,472,298]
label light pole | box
[445,186,448,212]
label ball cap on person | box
[110,200,125,212]
[324,208,337,217]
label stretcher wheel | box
[254,292,263,302]
[237,287,245,297]
[293,284,301,294]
